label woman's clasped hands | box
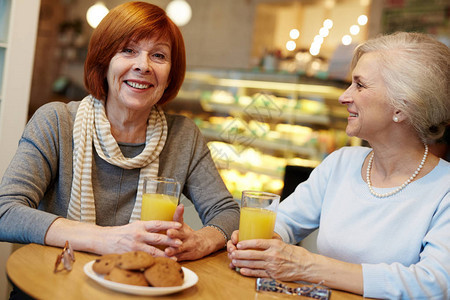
[100,204,208,261]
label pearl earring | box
[393,115,399,122]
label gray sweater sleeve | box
[0,101,76,244]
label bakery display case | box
[165,68,361,199]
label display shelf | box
[200,101,330,126]
[200,127,318,158]
[183,69,345,98]
[224,161,285,179]
[215,156,320,179]
[210,145,319,184]
[209,140,321,198]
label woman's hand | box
[44,217,183,257]
[164,204,226,261]
[227,230,283,268]
[103,219,184,256]
[226,230,363,294]
[228,234,314,282]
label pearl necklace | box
[366,144,428,198]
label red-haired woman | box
[0,2,239,261]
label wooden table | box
[7,243,362,299]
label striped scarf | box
[67,95,167,223]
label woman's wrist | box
[202,225,228,251]
[298,251,323,283]
[45,217,104,254]
[303,252,363,294]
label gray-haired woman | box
[228,32,450,299]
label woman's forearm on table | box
[44,217,106,254]
[304,253,363,295]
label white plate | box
[83,260,198,296]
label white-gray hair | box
[352,32,449,142]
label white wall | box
[0,1,40,299]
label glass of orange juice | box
[141,177,181,222]
[238,190,280,241]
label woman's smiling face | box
[106,36,172,115]
[338,52,394,141]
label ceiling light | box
[86,2,109,29]
[309,43,320,56]
[350,25,360,35]
[358,15,368,25]
[323,19,333,29]
[314,35,324,44]
[286,40,296,51]
[166,0,192,27]
[289,29,300,40]
[319,27,329,37]
[342,35,352,45]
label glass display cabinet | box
[166,68,360,199]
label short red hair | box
[84,1,186,105]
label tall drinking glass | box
[141,177,181,222]
[238,191,280,241]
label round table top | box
[6,243,363,300]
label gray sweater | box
[0,101,239,244]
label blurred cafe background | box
[0,0,449,298]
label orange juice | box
[238,207,277,241]
[141,193,178,221]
